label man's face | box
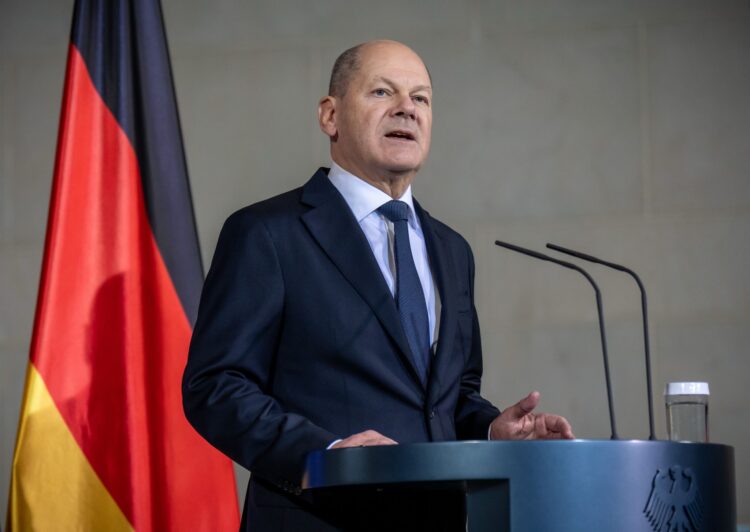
[323,42,433,183]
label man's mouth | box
[384,130,416,141]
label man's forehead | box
[367,75,432,93]
[356,52,430,88]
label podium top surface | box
[304,439,733,489]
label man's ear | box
[318,96,338,140]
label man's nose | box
[392,94,416,120]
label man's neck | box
[331,159,415,200]
[358,173,412,199]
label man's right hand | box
[330,430,397,449]
[489,391,574,440]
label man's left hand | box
[489,391,575,440]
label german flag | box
[6,1,239,530]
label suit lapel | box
[300,170,426,390]
[415,200,459,405]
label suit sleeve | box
[182,210,336,487]
[453,242,501,439]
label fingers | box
[499,390,541,422]
[491,395,576,441]
[545,414,575,439]
[533,413,575,440]
[330,429,398,449]
[519,390,541,414]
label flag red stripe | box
[31,44,238,531]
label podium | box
[304,440,735,531]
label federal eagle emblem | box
[644,466,704,531]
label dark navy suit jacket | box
[183,168,500,531]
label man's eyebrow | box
[372,76,432,93]
[412,84,433,93]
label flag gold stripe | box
[8,364,133,532]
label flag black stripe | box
[70,0,204,325]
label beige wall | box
[2,0,749,523]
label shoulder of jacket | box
[225,186,305,227]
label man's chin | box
[381,166,421,180]
[381,157,425,176]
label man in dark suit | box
[183,40,574,531]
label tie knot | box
[378,200,409,223]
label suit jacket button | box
[429,410,435,419]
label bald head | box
[328,40,431,98]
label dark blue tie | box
[378,200,430,383]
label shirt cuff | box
[487,425,493,440]
[326,439,343,449]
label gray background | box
[2,0,749,524]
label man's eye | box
[414,95,429,105]
[373,89,388,96]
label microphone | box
[494,240,618,440]
[547,242,656,440]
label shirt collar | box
[328,161,419,229]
